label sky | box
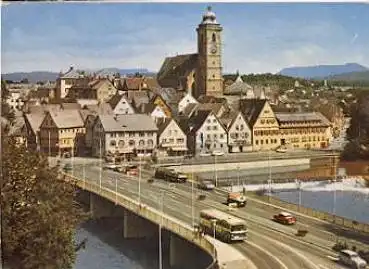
[1,2,369,74]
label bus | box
[154,167,187,183]
[199,209,248,243]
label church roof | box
[157,53,198,88]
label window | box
[139,132,145,137]
[213,143,217,148]
[207,126,211,131]
[147,139,154,146]
[213,126,217,130]
[266,139,269,144]
[213,119,217,123]
[207,119,211,123]
[129,140,135,147]
[261,140,264,145]
[256,140,259,145]
[240,124,244,130]
[111,133,116,138]
[214,134,217,139]
[129,133,135,137]
[119,133,124,137]
[212,33,216,42]
[110,140,116,147]
[220,134,224,139]
[147,132,153,137]
[139,140,145,146]
[118,140,124,148]
[220,144,223,148]
[207,134,211,139]
[169,138,174,143]
[177,138,184,143]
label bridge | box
[61,154,369,269]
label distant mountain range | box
[1,68,154,83]
[326,70,369,82]
[278,63,369,79]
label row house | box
[24,113,45,151]
[275,112,332,149]
[187,110,228,155]
[108,94,135,115]
[66,78,117,103]
[56,66,92,99]
[91,114,158,160]
[220,111,252,153]
[240,99,280,151]
[156,118,188,156]
[39,109,85,157]
[80,103,113,155]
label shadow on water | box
[76,217,169,269]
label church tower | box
[196,6,223,98]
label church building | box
[157,7,223,98]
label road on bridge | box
[68,164,366,269]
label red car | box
[273,212,296,225]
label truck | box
[226,192,247,207]
[154,167,187,183]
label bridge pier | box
[123,210,156,239]
[170,233,207,269]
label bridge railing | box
[64,173,218,269]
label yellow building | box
[39,109,85,156]
[276,112,332,149]
[240,99,280,151]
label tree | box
[342,93,369,160]
[1,80,15,126]
[1,137,86,269]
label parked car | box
[113,166,126,173]
[338,249,367,269]
[103,163,118,170]
[273,212,296,225]
[211,150,225,156]
[199,152,211,157]
[198,180,215,191]
[276,145,288,153]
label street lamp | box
[214,155,218,187]
[138,153,142,205]
[191,158,196,228]
[267,149,274,203]
[99,136,102,191]
[237,165,240,190]
[210,219,217,255]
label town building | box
[240,99,280,151]
[178,90,199,114]
[220,111,252,153]
[56,66,91,99]
[92,114,158,160]
[39,109,85,156]
[24,112,46,151]
[156,118,188,156]
[108,94,135,115]
[187,110,227,154]
[276,112,332,149]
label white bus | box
[199,209,248,243]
